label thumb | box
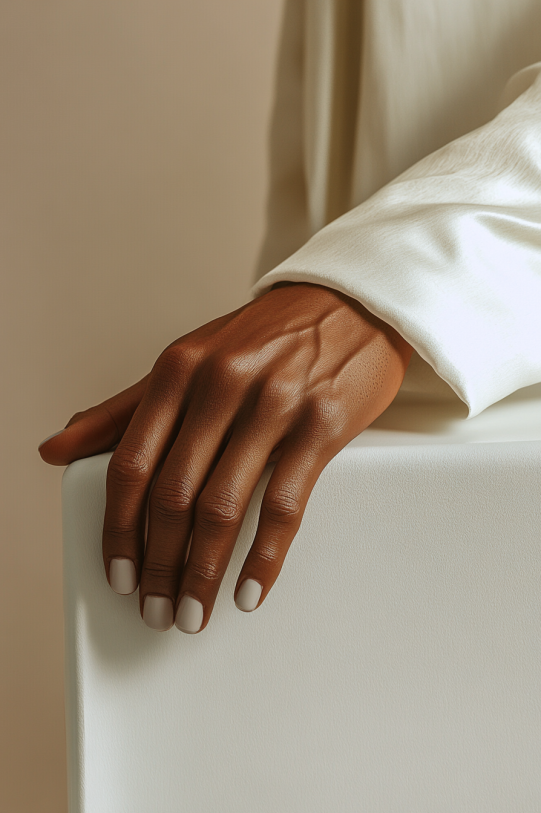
[38,375,150,466]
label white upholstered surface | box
[62,384,541,812]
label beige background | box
[0,2,283,810]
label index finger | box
[102,350,193,596]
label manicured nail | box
[235,579,263,612]
[143,595,174,631]
[109,558,137,595]
[175,595,203,634]
[38,429,65,450]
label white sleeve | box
[252,63,541,418]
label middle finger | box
[140,386,243,629]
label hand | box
[39,282,412,633]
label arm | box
[40,63,541,635]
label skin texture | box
[39,282,412,632]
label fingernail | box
[143,595,174,631]
[175,595,203,634]
[235,579,263,612]
[109,558,137,595]
[38,429,65,450]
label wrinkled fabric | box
[253,0,541,417]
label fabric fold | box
[253,63,541,418]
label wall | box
[0,2,283,810]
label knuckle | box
[108,443,152,487]
[257,376,300,415]
[262,486,302,524]
[207,350,249,384]
[307,396,347,437]
[196,490,243,532]
[103,520,138,545]
[189,557,222,584]
[155,342,200,379]
[251,542,281,568]
[142,559,176,581]
[151,479,196,524]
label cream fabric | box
[253,0,541,417]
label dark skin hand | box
[39,282,412,632]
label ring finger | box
[171,419,285,634]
